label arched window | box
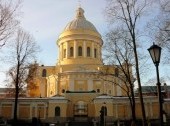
[78,46,82,56]
[87,47,90,57]
[70,47,73,57]
[63,49,66,58]
[97,89,100,93]
[42,69,46,77]
[55,106,60,116]
[94,49,97,58]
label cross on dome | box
[76,7,85,19]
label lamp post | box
[148,43,163,126]
[103,102,106,126]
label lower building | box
[0,94,170,125]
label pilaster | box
[74,40,77,58]
[66,41,69,59]
[92,42,94,58]
[83,41,86,57]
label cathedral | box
[28,7,127,98]
[0,7,170,125]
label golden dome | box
[57,7,103,66]
[63,7,99,33]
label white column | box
[66,42,69,59]
[74,40,77,58]
[92,42,94,58]
[83,41,86,57]
[61,44,63,60]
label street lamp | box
[148,43,163,126]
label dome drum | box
[57,37,103,47]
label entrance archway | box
[74,101,88,117]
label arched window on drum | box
[70,47,74,57]
[87,47,90,57]
[78,46,82,56]
[94,48,97,58]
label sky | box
[19,0,107,66]
[0,0,108,87]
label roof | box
[63,7,99,33]
[66,90,96,93]
[0,88,14,93]
[135,85,170,93]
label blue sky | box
[19,0,107,66]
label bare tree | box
[6,28,39,125]
[0,0,21,48]
[103,28,136,125]
[104,0,153,125]
[155,1,170,63]
[146,0,170,64]
[5,66,28,98]
[159,0,170,12]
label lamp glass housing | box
[148,44,162,65]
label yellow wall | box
[19,104,30,119]
[0,97,170,122]
[1,104,12,119]
[48,103,67,117]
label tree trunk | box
[133,38,147,126]
[13,62,20,125]
[131,85,136,124]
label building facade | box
[0,7,170,125]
